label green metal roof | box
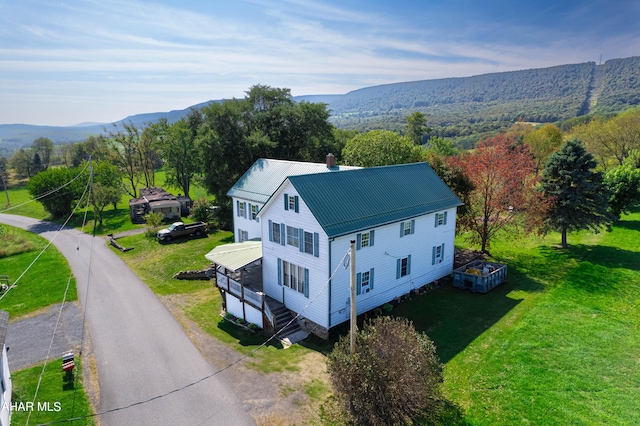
[288,162,463,238]
[205,241,262,272]
[227,158,358,204]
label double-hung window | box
[400,220,415,237]
[356,268,375,295]
[432,243,445,264]
[303,231,314,254]
[238,202,246,218]
[284,193,299,213]
[286,226,300,248]
[279,259,309,297]
[435,212,448,227]
[251,204,258,220]
[396,255,412,279]
[271,222,281,244]
[356,230,374,250]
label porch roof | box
[205,241,262,272]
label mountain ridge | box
[2,56,639,154]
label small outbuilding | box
[129,187,191,223]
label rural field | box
[3,168,639,424]
[110,208,640,424]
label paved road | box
[0,214,254,426]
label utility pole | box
[350,239,357,354]
[0,171,9,207]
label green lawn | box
[10,358,94,426]
[390,211,640,425]
[0,225,77,318]
[111,212,640,424]
[1,169,215,236]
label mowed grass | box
[112,212,640,424]
[388,211,640,425]
[0,225,77,318]
[10,358,94,426]
[1,169,215,236]
[112,230,334,373]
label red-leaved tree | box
[452,133,549,253]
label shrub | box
[327,316,443,426]
[143,212,164,237]
[189,197,215,225]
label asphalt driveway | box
[0,214,254,425]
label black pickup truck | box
[157,221,206,242]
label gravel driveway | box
[6,302,85,371]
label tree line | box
[4,86,640,248]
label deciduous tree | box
[604,163,640,219]
[31,137,54,171]
[27,167,86,218]
[107,122,145,198]
[453,133,547,253]
[342,130,421,167]
[523,123,564,170]
[157,110,203,197]
[542,138,614,248]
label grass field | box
[0,169,214,236]
[392,211,640,425]
[10,358,94,425]
[8,163,638,424]
[111,211,640,424]
[0,224,77,318]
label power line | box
[39,249,353,425]
[0,168,93,303]
[22,165,93,425]
[0,161,90,215]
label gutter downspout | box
[328,238,333,328]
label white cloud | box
[1,0,638,125]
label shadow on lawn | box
[613,218,640,233]
[394,278,525,364]
[540,244,639,272]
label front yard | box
[114,210,640,425]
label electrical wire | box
[38,249,353,425]
[0,161,90,215]
[0,167,93,303]
[24,166,93,426]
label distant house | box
[129,187,191,223]
[226,155,358,242]
[0,311,12,426]
[208,162,463,339]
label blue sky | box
[1,0,638,126]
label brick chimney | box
[326,153,336,168]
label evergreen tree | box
[542,138,614,248]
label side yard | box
[0,224,94,424]
[114,210,640,425]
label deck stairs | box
[265,297,302,337]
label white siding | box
[328,207,457,328]
[260,183,331,328]
[226,293,244,319]
[245,305,264,329]
[0,346,11,426]
[231,197,262,242]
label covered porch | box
[205,241,279,332]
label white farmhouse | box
[258,162,462,337]
[226,156,358,242]
[208,161,462,339]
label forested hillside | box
[2,57,639,152]
[328,57,640,146]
